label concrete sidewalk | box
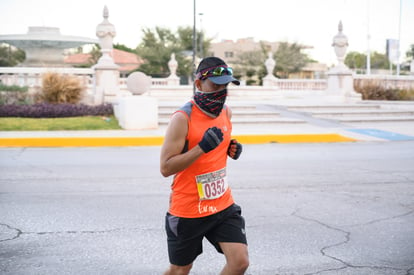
[2,99,414,147]
[1,120,414,147]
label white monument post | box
[411,60,414,75]
[326,21,361,102]
[167,53,180,86]
[262,52,278,87]
[93,6,120,104]
[116,72,158,130]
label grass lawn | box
[0,116,122,131]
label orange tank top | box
[168,101,234,218]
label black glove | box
[198,127,224,153]
[227,139,242,160]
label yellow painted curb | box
[234,134,357,144]
[0,136,165,147]
[0,133,356,147]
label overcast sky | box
[0,0,413,65]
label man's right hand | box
[198,127,224,153]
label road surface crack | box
[0,223,157,242]
[292,210,408,274]
[0,223,22,242]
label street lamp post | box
[192,0,197,92]
[366,0,371,75]
[199,13,204,59]
[397,0,402,76]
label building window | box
[224,51,234,58]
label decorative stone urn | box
[93,6,120,104]
[262,52,278,87]
[167,53,179,85]
[168,53,178,77]
[332,21,348,66]
[411,60,414,74]
[326,21,361,102]
[96,6,116,59]
[265,52,276,77]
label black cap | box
[196,57,240,85]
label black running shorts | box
[165,204,247,266]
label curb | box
[0,133,356,147]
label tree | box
[135,27,175,77]
[345,51,390,73]
[0,45,25,66]
[232,43,267,85]
[135,26,209,79]
[273,42,308,78]
[113,43,135,53]
[406,44,414,60]
[88,44,102,65]
[345,51,366,71]
[370,52,389,70]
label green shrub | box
[0,84,32,105]
[0,103,113,118]
[396,89,414,100]
[40,72,85,104]
[0,116,121,131]
[0,84,28,92]
[246,79,257,86]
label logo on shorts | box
[241,228,246,235]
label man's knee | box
[164,263,193,275]
[232,255,249,273]
[223,246,249,273]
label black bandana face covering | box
[194,88,228,117]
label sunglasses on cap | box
[196,66,234,80]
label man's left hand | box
[227,139,242,160]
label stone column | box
[326,21,361,102]
[93,6,120,104]
[262,52,278,87]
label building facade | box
[209,38,327,80]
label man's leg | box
[164,263,193,275]
[219,242,249,275]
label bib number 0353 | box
[196,168,228,200]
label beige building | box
[290,62,328,79]
[209,38,327,79]
[209,37,278,64]
[65,49,144,77]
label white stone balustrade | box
[2,66,414,96]
[354,74,414,90]
[273,79,327,91]
[0,67,93,87]
[0,67,178,89]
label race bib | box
[196,168,228,200]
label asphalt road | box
[1,142,414,275]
